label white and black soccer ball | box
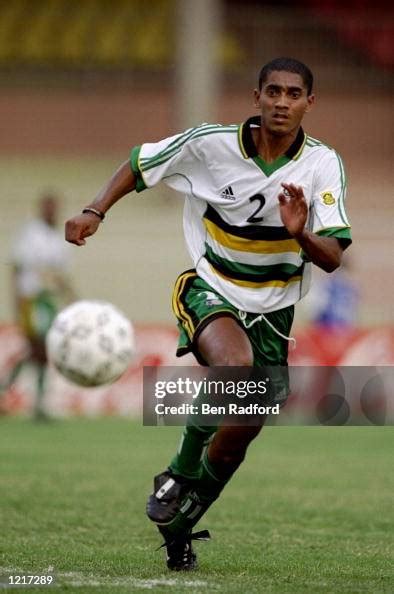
[46,300,135,387]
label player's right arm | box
[66,125,202,246]
[65,160,136,246]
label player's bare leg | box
[147,317,256,519]
[189,316,267,504]
[148,317,268,569]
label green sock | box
[166,451,230,536]
[169,421,217,479]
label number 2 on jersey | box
[247,194,265,223]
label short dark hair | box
[258,57,314,95]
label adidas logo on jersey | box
[220,186,236,201]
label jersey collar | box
[238,115,306,163]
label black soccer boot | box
[158,526,211,571]
[146,469,194,525]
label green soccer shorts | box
[172,269,294,367]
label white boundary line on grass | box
[59,572,210,589]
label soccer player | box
[3,193,74,419]
[65,57,351,570]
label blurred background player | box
[1,192,74,419]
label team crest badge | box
[321,191,336,205]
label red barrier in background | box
[289,326,394,366]
[0,323,393,417]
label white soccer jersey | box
[11,219,71,298]
[130,116,351,314]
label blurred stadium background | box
[0,0,393,416]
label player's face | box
[254,71,314,136]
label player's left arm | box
[278,182,343,273]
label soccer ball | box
[46,300,135,387]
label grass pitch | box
[0,418,393,593]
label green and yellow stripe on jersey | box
[202,205,304,288]
[210,267,303,289]
[204,244,304,288]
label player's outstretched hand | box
[278,182,308,238]
[65,213,101,246]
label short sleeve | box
[130,126,203,193]
[311,150,352,249]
